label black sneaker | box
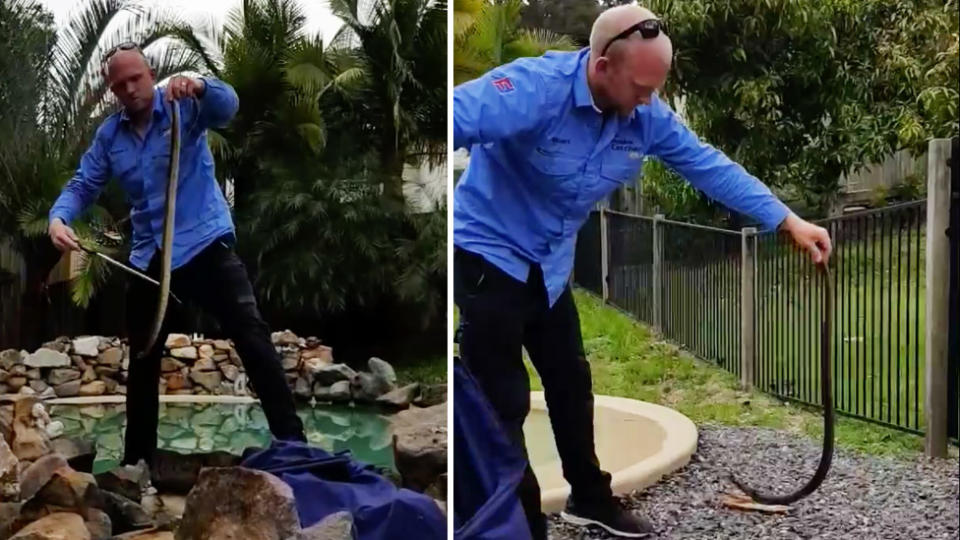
[560,496,655,538]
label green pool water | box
[48,402,396,475]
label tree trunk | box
[380,130,406,211]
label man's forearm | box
[196,78,239,128]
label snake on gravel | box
[729,262,835,505]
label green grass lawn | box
[524,289,955,459]
[395,355,447,386]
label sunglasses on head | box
[102,41,141,65]
[600,19,665,57]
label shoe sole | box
[559,511,653,538]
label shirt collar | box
[118,88,164,124]
[574,48,642,122]
[573,48,601,113]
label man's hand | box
[163,76,204,102]
[780,213,832,264]
[49,218,80,253]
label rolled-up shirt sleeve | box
[453,59,549,150]
[646,95,790,230]
[49,125,112,226]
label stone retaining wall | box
[0,331,430,410]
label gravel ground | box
[549,426,959,540]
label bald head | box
[103,48,156,116]
[590,5,672,66]
[587,5,673,116]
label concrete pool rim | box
[531,391,699,513]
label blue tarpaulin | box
[242,440,446,539]
[454,359,532,540]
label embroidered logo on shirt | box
[492,77,515,93]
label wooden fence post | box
[652,214,665,334]
[741,227,757,390]
[925,138,952,458]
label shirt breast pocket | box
[528,145,585,177]
[600,152,643,185]
[108,148,141,198]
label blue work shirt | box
[453,48,790,306]
[50,78,239,271]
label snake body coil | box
[139,100,180,358]
[729,263,835,505]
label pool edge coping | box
[531,391,699,513]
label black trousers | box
[121,237,305,465]
[454,247,612,540]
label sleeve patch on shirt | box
[492,77,515,93]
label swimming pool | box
[48,401,396,474]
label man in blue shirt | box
[48,44,305,465]
[453,5,831,538]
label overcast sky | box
[38,0,343,42]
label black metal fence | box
[607,212,655,324]
[574,200,936,436]
[660,219,742,376]
[754,202,927,433]
[574,211,603,297]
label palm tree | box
[454,0,575,85]
[0,0,212,346]
[330,0,447,210]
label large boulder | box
[169,347,197,361]
[189,371,222,392]
[350,372,393,403]
[0,437,19,500]
[101,491,153,535]
[366,358,396,385]
[95,463,149,503]
[150,449,241,495]
[271,330,300,347]
[1,502,23,539]
[160,358,185,373]
[375,383,420,410]
[165,334,192,349]
[85,507,113,540]
[314,381,351,403]
[192,356,216,372]
[98,348,124,368]
[11,398,51,461]
[50,438,96,473]
[72,337,101,358]
[19,454,68,501]
[313,364,356,386]
[391,403,447,496]
[218,364,240,382]
[176,467,300,540]
[79,381,106,397]
[414,384,447,408]
[0,349,20,370]
[53,380,82,398]
[24,349,70,369]
[47,369,81,386]
[9,512,91,540]
[29,466,100,510]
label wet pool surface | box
[48,402,396,474]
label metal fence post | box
[652,214,664,333]
[741,227,757,390]
[925,138,952,458]
[600,207,609,302]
